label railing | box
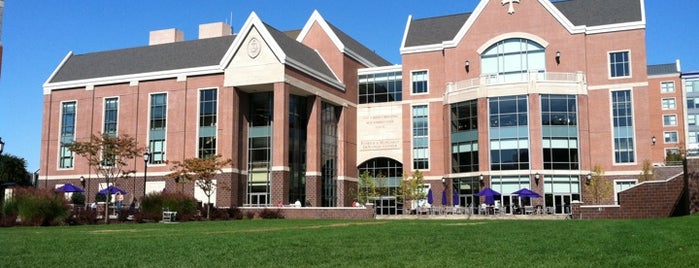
[446,71,585,94]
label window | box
[412,105,429,169]
[661,98,676,110]
[451,100,479,173]
[358,71,402,104]
[148,93,167,164]
[411,71,428,94]
[103,98,118,136]
[687,98,699,109]
[247,92,273,206]
[664,132,678,143]
[661,81,675,93]
[663,115,677,126]
[489,96,529,170]
[481,38,546,83]
[321,102,339,207]
[59,101,76,169]
[198,89,217,158]
[688,115,696,126]
[686,80,699,93]
[612,90,635,163]
[541,95,579,170]
[609,51,630,78]
[614,180,637,204]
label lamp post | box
[143,152,151,200]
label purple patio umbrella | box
[441,190,448,206]
[453,189,459,206]
[477,187,501,205]
[427,188,433,205]
[512,188,542,198]
[97,185,127,195]
[54,183,84,193]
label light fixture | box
[0,137,4,154]
[80,176,86,188]
[586,173,592,184]
[465,60,470,73]
[479,174,484,181]
[143,152,151,198]
[441,177,446,185]
[555,51,561,65]
[534,173,540,185]
[652,136,657,145]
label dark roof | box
[403,0,643,48]
[326,23,392,66]
[264,23,338,81]
[284,29,301,39]
[648,63,679,76]
[404,13,470,47]
[50,35,235,83]
[553,0,643,27]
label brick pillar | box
[306,175,322,206]
[271,170,290,205]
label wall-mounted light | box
[652,136,657,145]
[555,51,561,65]
[465,60,470,73]
[534,172,540,185]
[80,176,86,188]
[441,177,446,185]
[586,173,592,184]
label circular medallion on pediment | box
[247,37,261,59]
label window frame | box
[608,50,631,79]
[664,131,679,144]
[58,100,77,170]
[662,114,678,126]
[197,88,219,159]
[410,70,429,95]
[613,179,637,205]
[147,92,168,165]
[660,81,675,93]
[661,98,676,110]
[411,103,430,170]
[610,89,636,165]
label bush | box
[227,207,243,220]
[244,211,256,220]
[66,208,98,225]
[71,192,85,205]
[259,209,284,219]
[2,187,71,226]
[139,192,198,222]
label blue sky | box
[1,0,697,172]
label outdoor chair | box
[162,207,177,223]
[524,206,534,215]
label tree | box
[167,155,232,219]
[0,154,32,186]
[584,165,612,204]
[399,170,425,214]
[357,170,377,205]
[66,133,142,223]
[639,159,654,182]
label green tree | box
[585,165,612,204]
[0,154,32,186]
[66,133,142,223]
[357,170,377,205]
[167,155,232,219]
[400,170,425,214]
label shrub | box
[3,187,71,226]
[71,192,85,205]
[139,192,198,222]
[227,207,243,220]
[244,211,256,220]
[66,208,98,225]
[259,209,284,219]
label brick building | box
[41,0,691,217]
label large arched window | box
[481,38,545,83]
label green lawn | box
[2,215,699,267]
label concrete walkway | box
[376,214,568,220]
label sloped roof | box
[404,13,470,47]
[50,35,235,83]
[553,0,642,27]
[326,23,392,66]
[404,0,643,48]
[648,63,679,76]
[263,23,338,81]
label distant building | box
[40,0,690,217]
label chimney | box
[199,22,232,39]
[149,28,184,45]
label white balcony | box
[445,71,587,104]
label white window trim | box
[660,81,675,94]
[663,131,679,144]
[662,114,678,126]
[147,92,168,166]
[661,97,676,110]
[410,70,429,95]
[101,96,120,136]
[607,50,632,80]
[609,89,637,166]
[57,100,77,170]
[613,179,638,205]
[196,87,220,158]
[411,103,430,171]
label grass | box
[2,215,699,267]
